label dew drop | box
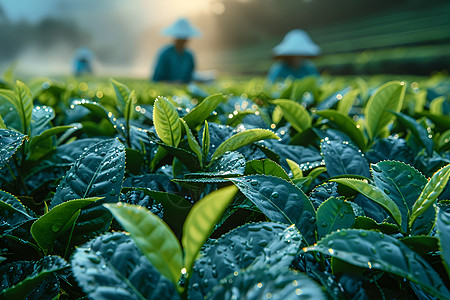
[372,165,381,173]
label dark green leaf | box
[158,142,201,172]
[306,229,450,299]
[72,232,180,300]
[316,109,366,150]
[391,110,434,157]
[436,203,450,276]
[353,216,400,235]
[30,105,55,137]
[0,256,68,300]
[316,197,355,238]
[371,161,428,233]
[50,138,125,207]
[331,178,402,228]
[400,236,439,256]
[229,175,316,244]
[105,203,183,285]
[0,129,27,169]
[188,222,291,299]
[321,139,370,178]
[207,267,326,300]
[120,187,192,239]
[28,125,76,161]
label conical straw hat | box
[273,29,320,57]
[162,18,201,39]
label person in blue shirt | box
[73,47,93,76]
[267,29,321,84]
[152,18,200,83]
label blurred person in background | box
[151,18,200,83]
[73,47,93,76]
[267,29,320,83]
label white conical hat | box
[162,18,201,39]
[273,29,320,57]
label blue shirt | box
[152,45,195,83]
[267,60,319,83]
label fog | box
[0,0,221,77]
[1,0,449,77]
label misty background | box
[0,0,449,78]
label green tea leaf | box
[28,125,76,161]
[306,229,450,299]
[437,129,450,151]
[331,178,402,227]
[436,203,450,276]
[246,159,290,181]
[430,95,445,115]
[316,109,366,150]
[371,161,428,233]
[30,105,55,137]
[31,198,100,253]
[365,81,405,141]
[110,78,130,113]
[153,97,182,147]
[182,93,225,128]
[286,158,303,180]
[0,129,27,169]
[157,142,201,172]
[124,90,136,130]
[182,185,238,273]
[211,129,279,161]
[105,203,183,285]
[337,89,359,115]
[321,139,370,178]
[271,99,311,133]
[181,119,202,167]
[72,232,180,300]
[188,222,292,299]
[390,110,434,157]
[316,197,355,238]
[121,187,193,238]
[50,138,125,207]
[409,164,450,228]
[0,256,68,300]
[15,81,34,135]
[202,120,210,161]
[229,175,316,244]
[208,267,326,300]
[400,236,439,256]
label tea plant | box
[0,74,449,299]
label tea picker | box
[267,29,321,83]
[151,18,200,83]
[73,47,94,77]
